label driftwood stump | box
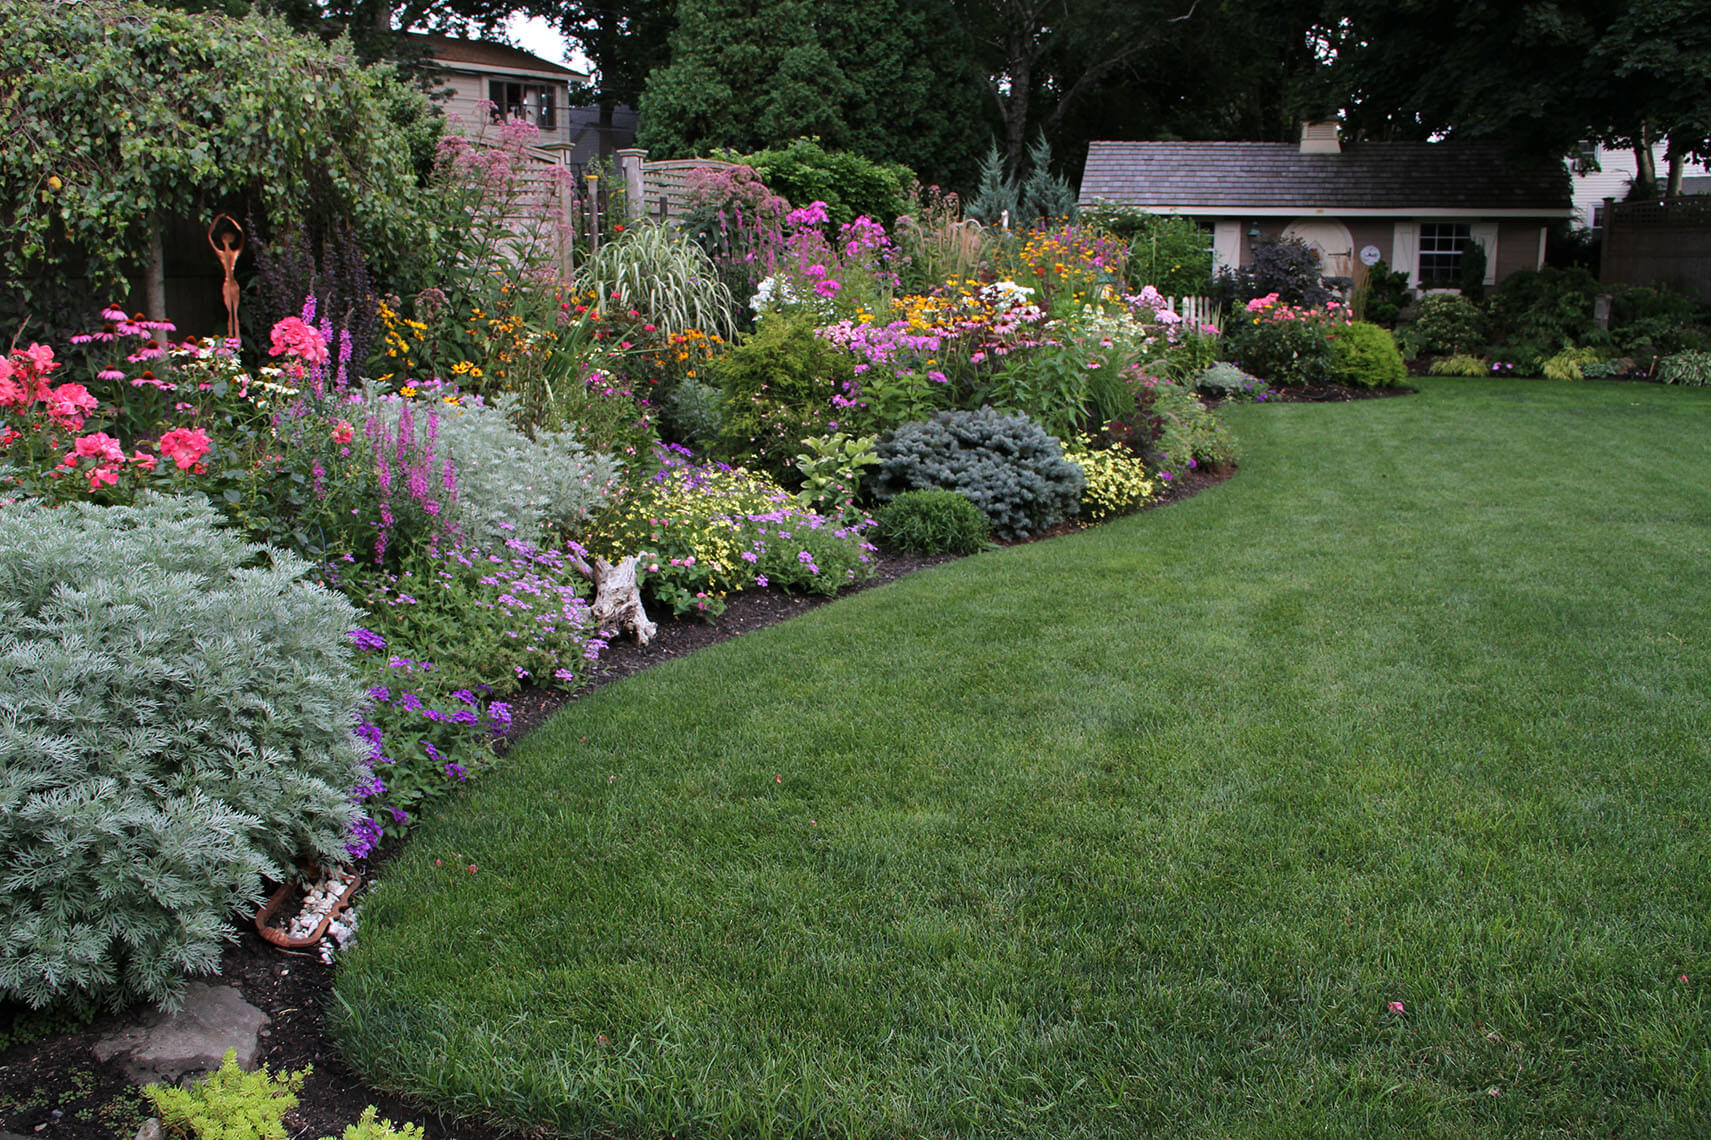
[567,552,657,646]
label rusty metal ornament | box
[207,213,244,343]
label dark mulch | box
[1,461,1242,1140]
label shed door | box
[1282,220,1355,278]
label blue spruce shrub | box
[871,408,1084,540]
[0,495,364,1011]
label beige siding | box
[1493,221,1545,280]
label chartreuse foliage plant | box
[1427,354,1491,377]
[0,495,363,1011]
[1542,345,1604,382]
[1327,321,1408,388]
[337,379,1711,1138]
[146,1050,306,1140]
[0,0,434,332]
[871,407,1083,540]
[146,1051,424,1140]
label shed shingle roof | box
[1079,141,1571,213]
[415,33,588,81]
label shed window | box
[1418,222,1472,286]
[488,80,558,131]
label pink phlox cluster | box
[787,200,831,228]
[269,315,330,365]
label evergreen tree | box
[1019,133,1078,224]
[637,0,852,158]
[964,143,1020,227]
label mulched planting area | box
[4,390,1407,1138]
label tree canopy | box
[1321,0,1711,193]
[635,0,987,189]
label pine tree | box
[964,143,1020,227]
[1020,133,1079,226]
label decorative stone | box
[135,1120,163,1140]
[92,982,269,1085]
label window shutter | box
[1391,222,1419,289]
[1469,223,1499,286]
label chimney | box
[1299,121,1341,155]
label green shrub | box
[1542,345,1605,381]
[1410,293,1486,355]
[1658,350,1711,387]
[1109,376,1236,479]
[1609,286,1711,355]
[147,1049,306,1140]
[1061,436,1157,521]
[0,495,364,1011]
[662,379,726,451]
[1353,259,1413,327]
[714,314,857,477]
[1427,354,1491,377]
[872,408,1083,541]
[874,489,991,554]
[1327,321,1407,388]
[734,138,914,227]
[1489,267,1599,348]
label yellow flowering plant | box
[1060,434,1157,521]
[586,445,877,618]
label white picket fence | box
[1165,295,1219,329]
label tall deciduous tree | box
[1322,0,1711,197]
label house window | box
[1418,222,1472,286]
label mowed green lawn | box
[333,379,1711,1138]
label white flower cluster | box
[979,279,1037,314]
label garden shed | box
[1079,124,1573,291]
[415,34,592,159]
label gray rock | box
[93,982,270,1085]
[134,1121,163,1140]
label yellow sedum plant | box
[328,1107,426,1140]
[146,1052,425,1140]
[146,1050,307,1140]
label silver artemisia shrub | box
[0,494,364,1011]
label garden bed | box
[0,462,1237,1140]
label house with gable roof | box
[1078,123,1574,291]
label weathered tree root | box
[567,552,658,646]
